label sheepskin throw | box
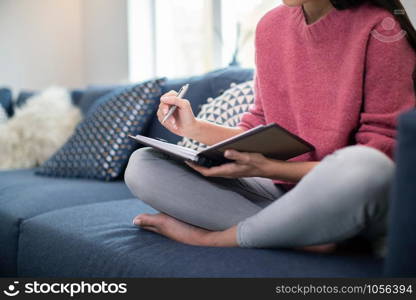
[0,106,7,124]
[0,87,82,169]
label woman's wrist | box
[184,118,203,140]
[260,158,284,179]
[261,159,320,182]
[184,120,244,146]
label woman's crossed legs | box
[124,145,394,255]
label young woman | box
[125,0,416,255]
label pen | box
[161,84,189,125]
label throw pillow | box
[78,85,126,116]
[0,87,81,169]
[70,89,86,107]
[16,89,86,109]
[36,78,165,181]
[178,80,254,151]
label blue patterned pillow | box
[36,78,165,181]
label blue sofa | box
[0,68,415,278]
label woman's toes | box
[132,214,145,226]
[297,243,337,254]
[140,225,160,233]
[133,213,165,228]
[133,214,152,226]
[133,214,164,234]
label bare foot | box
[133,214,336,253]
[296,243,337,254]
[133,213,238,247]
[133,213,213,246]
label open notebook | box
[129,123,315,167]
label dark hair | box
[330,0,416,90]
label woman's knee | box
[334,146,395,237]
[327,145,395,214]
[331,145,395,187]
[124,147,164,198]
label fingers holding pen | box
[159,98,191,129]
[157,109,177,130]
[162,90,178,97]
[160,95,191,110]
[157,84,194,135]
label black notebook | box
[129,123,315,168]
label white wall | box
[82,0,129,86]
[0,0,414,93]
[0,0,85,92]
[0,0,129,93]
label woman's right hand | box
[157,90,198,137]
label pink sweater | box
[238,3,415,185]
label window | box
[221,0,279,68]
[128,0,280,81]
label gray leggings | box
[124,145,394,253]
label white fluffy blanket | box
[0,87,82,170]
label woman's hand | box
[186,149,321,182]
[157,91,198,137]
[185,150,272,179]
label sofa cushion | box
[70,89,86,107]
[36,79,165,181]
[385,109,416,277]
[15,90,86,109]
[18,199,383,277]
[0,169,133,276]
[146,67,254,144]
[78,86,124,116]
[15,90,35,108]
[0,87,13,117]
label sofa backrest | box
[384,109,416,277]
[12,67,254,144]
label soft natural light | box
[128,0,282,81]
[221,0,279,67]
[128,0,156,82]
[154,0,214,78]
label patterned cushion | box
[79,86,125,116]
[178,80,254,151]
[36,79,165,181]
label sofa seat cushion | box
[385,109,416,276]
[0,169,133,276]
[18,199,383,277]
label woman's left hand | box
[185,149,272,178]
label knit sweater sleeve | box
[355,21,416,159]
[238,74,267,130]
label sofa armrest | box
[384,109,416,277]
